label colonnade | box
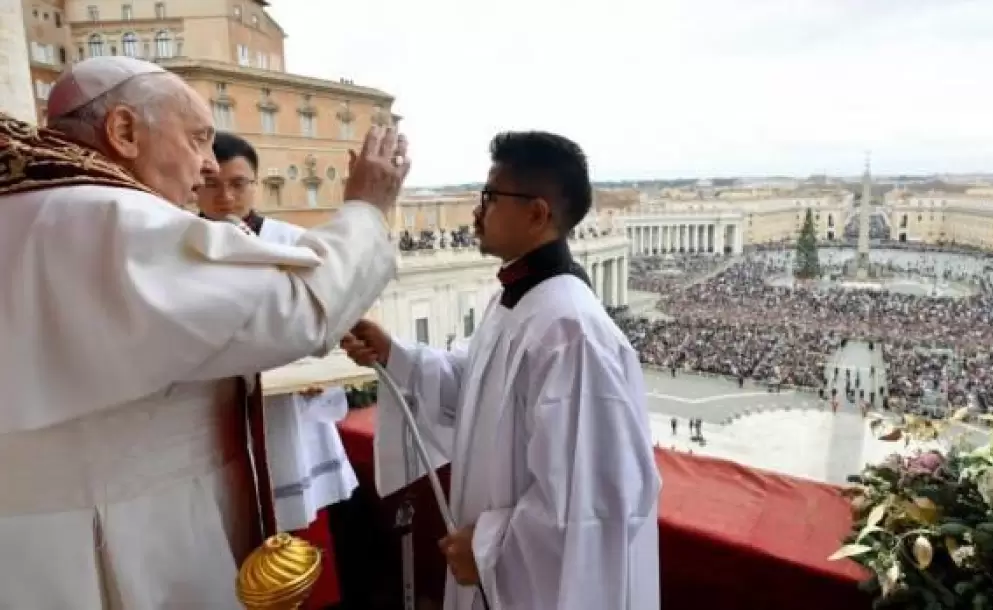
[625,222,744,256]
[588,255,628,308]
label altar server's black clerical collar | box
[496,239,592,309]
[199,210,265,236]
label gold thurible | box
[236,533,323,609]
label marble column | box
[603,259,614,306]
[619,256,628,306]
[0,1,35,124]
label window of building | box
[463,308,475,337]
[122,4,133,20]
[154,31,173,58]
[404,211,414,229]
[339,122,354,141]
[306,184,319,208]
[287,165,298,180]
[251,14,259,27]
[216,82,227,93]
[55,12,62,27]
[260,109,276,134]
[233,5,242,19]
[34,80,52,100]
[415,318,429,344]
[300,114,315,138]
[122,32,138,57]
[255,51,268,69]
[87,34,106,57]
[58,46,67,64]
[212,103,233,130]
[155,2,166,18]
[237,45,250,66]
[87,5,99,21]
[266,182,281,207]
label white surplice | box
[255,208,360,531]
[375,274,661,610]
[0,185,395,609]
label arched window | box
[154,30,173,58]
[87,34,105,57]
[122,32,139,57]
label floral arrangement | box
[833,411,993,609]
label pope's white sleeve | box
[4,192,394,433]
[180,201,396,380]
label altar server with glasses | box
[343,131,661,610]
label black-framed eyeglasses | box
[203,178,257,193]
[480,188,537,207]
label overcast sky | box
[268,0,993,186]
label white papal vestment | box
[0,185,395,609]
[375,274,661,610]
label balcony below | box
[325,405,872,609]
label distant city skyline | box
[269,0,993,186]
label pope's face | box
[129,80,219,207]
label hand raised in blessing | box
[343,126,411,215]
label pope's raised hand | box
[343,126,411,215]
[340,319,392,367]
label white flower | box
[881,562,902,597]
[951,545,976,567]
[977,469,993,508]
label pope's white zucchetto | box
[46,56,167,121]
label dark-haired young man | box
[197,131,304,244]
[344,132,660,609]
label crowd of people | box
[617,245,993,412]
[397,226,477,251]
[628,254,729,293]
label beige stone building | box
[22,0,69,121]
[887,190,993,249]
[17,0,397,225]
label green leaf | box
[866,501,889,529]
[827,544,873,561]
[975,522,993,534]
[938,523,971,537]
[857,525,885,542]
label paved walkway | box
[640,357,957,485]
[643,369,819,424]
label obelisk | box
[0,1,36,124]
[855,153,872,279]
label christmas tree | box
[794,208,820,279]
